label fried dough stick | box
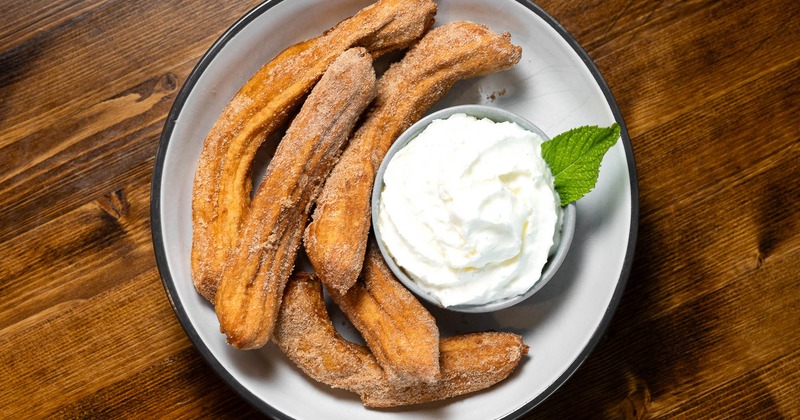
[214,48,376,350]
[329,242,439,385]
[192,0,437,301]
[273,273,529,408]
[273,273,385,391]
[304,21,523,294]
[363,331,529,408]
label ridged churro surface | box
[329,242,440,385]
[215,48,376,350]
[273,273,529,407]
[192,0,436,301]
[304,21,523,294]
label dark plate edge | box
[504,1,639,418]
[150,1,640,419]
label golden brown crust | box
[273,273,384,390]
[191,0,437,301]
[214,48,376,350]
[273,273,529,407]
[304,21,523,294]
[361,333,528,408]
[329,242,440,385]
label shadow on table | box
[531,196,784,418]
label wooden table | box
[2,0,798,418]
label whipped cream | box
[377,113,562,307]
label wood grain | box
[0,0,798,418]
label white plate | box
[151,0,638,418]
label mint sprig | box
[541,123,621,206]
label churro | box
[192,0,436,301]
[304,21,523,294]
[215,48,376,350]
[273,273,529,407]
[329,242,439,385]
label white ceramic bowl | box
[152,1,638,418]
[372,105,577,313]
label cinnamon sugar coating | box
[191,0,436,301]
[215,48,376,350]
[273,273,529,407]
[304,21,523,294]
[329,242,440,386]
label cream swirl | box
[377,113,562,307]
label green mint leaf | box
[541,123,621,206]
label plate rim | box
[150,0,639,418]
